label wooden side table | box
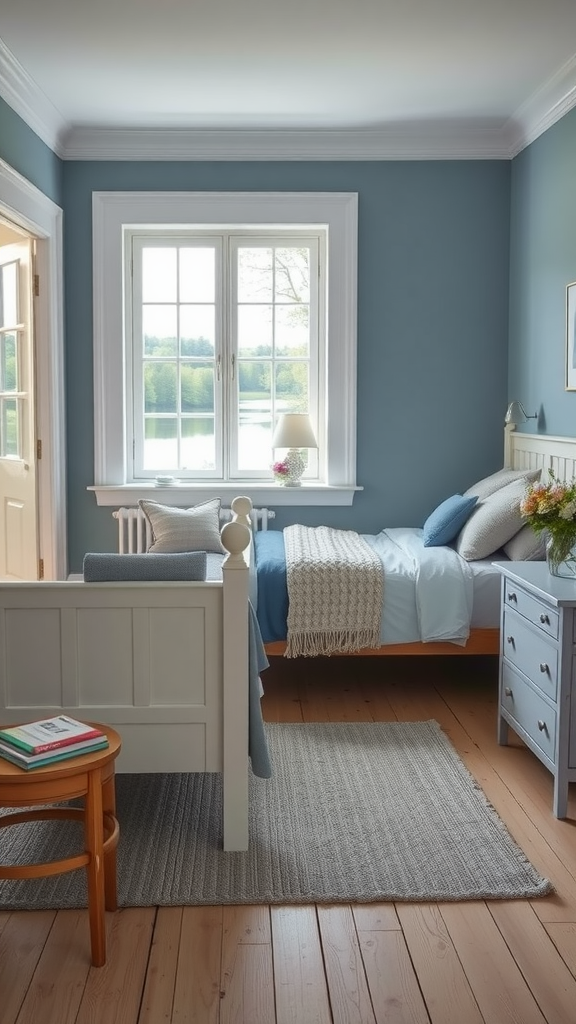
[0,723,121,966]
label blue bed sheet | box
[254,531,289,642]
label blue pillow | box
[83,551,207,581]
[422,494,478,547]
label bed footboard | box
[0,513,252,850]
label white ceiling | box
[2,0,576,160]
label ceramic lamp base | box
[283,448,305,486]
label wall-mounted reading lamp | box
[504,401,538,426]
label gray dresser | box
[494,561,576,817]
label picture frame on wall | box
[566,282,576,390]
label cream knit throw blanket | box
[284,524,384,657]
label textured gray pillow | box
[455,478,530,561]
[138,498,225,554]
[502,525,546,562]
[83,551,208,581]
[463,466,541,502]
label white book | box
[0,715,104,754]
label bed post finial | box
[221,520,251,566]
[230,495,253,529]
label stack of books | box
[0,715,109,770]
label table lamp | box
[272,413,318,486]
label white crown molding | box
[0,38,68,157]
[63,122,513,161]
[505,53,576,158]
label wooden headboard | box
[506,427,576,483]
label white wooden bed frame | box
[1,430,575,850]
[0,497,254,851]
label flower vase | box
[545,537,576,578]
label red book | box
[0,715,104,755]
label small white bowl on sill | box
[155,476,177,487]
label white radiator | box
[113,504,275,554]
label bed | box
[0,428,574,850]
[256,427,576,657]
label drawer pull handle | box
[506,635,515,645]
[537,720,547,733]
[540,613,550,625]
[539,663,549,675]
[504,687,512,697]
[507,591,517,602]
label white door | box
[0,239,38,580]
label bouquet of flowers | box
[272,458,290,484]
[520,471,576,573]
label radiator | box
[113,504,275,554]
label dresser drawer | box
[502,609,558,701]
[503,584,559,639]
[501,664,557,762]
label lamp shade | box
[505,401,537,426]
[272,413,318,449]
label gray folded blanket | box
[83,551,207,582]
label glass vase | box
[546,536,576,578]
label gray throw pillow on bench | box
[83,551,207,582]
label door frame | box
[0,158,66,579]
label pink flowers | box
[272,459,289,477]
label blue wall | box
[4,93,576,567]
[63,160,510,567]
[509,108,576,436]
[0,97,62,205]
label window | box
[92,192,358,505]
[129,232,320,481]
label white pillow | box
[455,478,530,561]
[463,466,541,502]
[138,498,225,554]
[503,524,546,562]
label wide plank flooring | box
[3,655,576,1024]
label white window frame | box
[91,191,359,507]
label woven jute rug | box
[0,721,552,907]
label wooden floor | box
[3,655,576,1024]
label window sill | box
[89,484,362,507]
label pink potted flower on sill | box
[272,459,290,485]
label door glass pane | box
[238,248,273,302]
[181,418,215,470]
[1,398,19,457]
[275,305,309,357]
[180,306,215,356]
[0,262,18,328]
[143,306,177,356]
[179,248,215,302]
[144,363,177,414]
[142,248,176,303]
[181,363,215,414]
[1,332,18,391]
[239,361,271,413]
[237,362,271,471]
[238,410,272,471]
[275,362,309,412]
[238,305,272,355]
[275,247,310,303]
[144,417,177,470]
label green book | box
[0,737,109,770]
